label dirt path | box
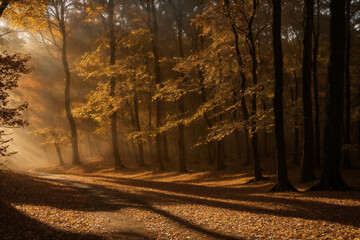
[16,168,360,239]
[27,169,154,240]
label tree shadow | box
[70,176,360,228]
[0,200,103,240]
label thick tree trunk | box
[301,0,315,182]
[55,144,65,166]
[343,0,351,169]
[109,0,124,169]
[311,0,350,191]
[313,0,321,167]
[59,4,80,166]
[271,0,296,192]
[150,0,165,171]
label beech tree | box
[312,0,350,190]
[271,0,296,192]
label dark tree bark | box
[262,100,269,158]
[343,0,352,169]
[301,0,315,182]
[198,67,214,165]
[149,0,165,171]
[247,0,265,181]
[59,3,80,165]
[223,0,251,167]
[134,92,146,168]
[291,72,300,165]
[313,0,321,167]
[170,0,188,172]
[55,143,65,166]
[109,0,124,170]
[271,0,296,192]
[0,0,9,17]
[311,0,350,191]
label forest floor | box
[1,157,360,239]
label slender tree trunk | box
[134,92,146,168]
[247,0,264,181]
[149,0,164,171]
[43,145,50,162]
[292,72,300,165]
[343,0,351,169]
[216,140,226,171]
[87,132,95,157]
[109,0,124,169]
[313,0,321,167]
[262,100,269,158]
[311,0,350,190]
[59,4,80,165]
[55,144,65,166]
[148,93,154,165]
[224,0,251,167]
[198,68,214,165]
[271,0,296,192]
[175,0,187,172]
[301,0,315,182]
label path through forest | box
[1,166,360,239]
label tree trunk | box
[0,0,9,18]
[148,93,154,165]
[174,0,188,172]
[216,140,226,171]
[313,0,321,168]
[271,0,296,192]
[43,145,50,162]
[247,0,264,181]
[311,0,350,191]
[55,144,65,166]
[223,0,251,167]
[262,100,269,158]
[59,3,80,166]
[134,92,146,168]
[109,0,124,169]
[301,0,315,182]
[343,0,351,169]
[150,0,165,171]
[292,72,300,165]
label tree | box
[311,0,350,190]
[343,0,352,169]
[7,0,84,165]
[108,0,125,169]
[30,128,69,166]
[301,0,315,182]
[168,0,188,173]
[0,52,30,157]
[271,0,296,192]
[149,0,165,171]
[312,0,321,167]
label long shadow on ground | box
[0,200,103,240]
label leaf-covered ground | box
[1,160,360,239]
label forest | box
[0,0,360,239]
